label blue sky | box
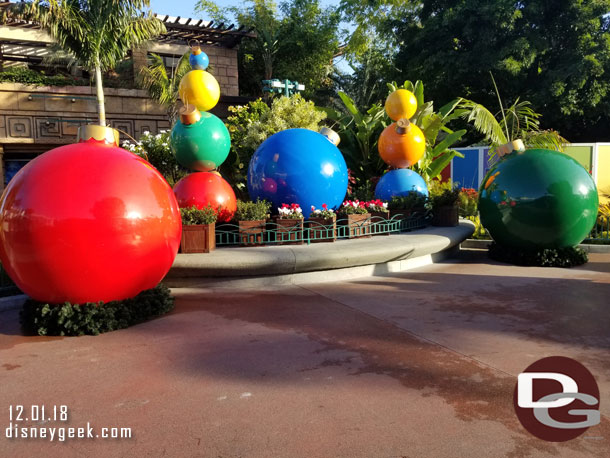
[149,0,340,21]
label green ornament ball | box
[479,148,598,249]
[170,111,231,172]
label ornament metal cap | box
[77,125,119,146]
[395,118,411,134]
[497,139,526,157]
[180,104,201,125]
[319,127,340,146]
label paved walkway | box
[1,250,609,457]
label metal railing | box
[585,215,610,243]
[216,213,430,246]
[0,263,20,298]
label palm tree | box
[137,52,191,125]
[459,74,568,161]
[2,0,165,127]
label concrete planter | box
[307,216,337,243]
[273,218,304,245]
[180,224,215,253]
[238,220,266,246]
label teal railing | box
[216,213,430,246]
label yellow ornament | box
[179,70,220,112]
[385,89,418,121]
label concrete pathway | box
[1,250,609,457]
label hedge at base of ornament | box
[170,108,230,172]
[488,242,588,268]
[173,171,237,222]
[179,69,220,112]
[375,168,429,201]
[479,148,598,249]
[0,125,182,305]
[20,285,174,336]
[248,128,348,219]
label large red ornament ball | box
[0,139,182,304]
[173,172,237,222]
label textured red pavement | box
[1,250,609,457]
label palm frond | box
[459,99,507,145]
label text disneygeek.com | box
[5,405,132,442]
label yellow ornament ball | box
[385,89,418,121]
[179,70,220,112]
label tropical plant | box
[387,80,467,183]
[458,188,479,217]
[459,74,568,160]
[2,0,165,126]
[138,52,191,124]
[320,91,388,182]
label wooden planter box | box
[238,220,267,246]
[273,218,304,245]
[338,213,371,239]
[432,205,459,227]
[180,224,215,253]
[369,210,390,235]
[307,216,337,243]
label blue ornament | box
[375,169,428,200]
[248,129,348,218]
[189,51,209,70]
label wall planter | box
[432,205,459,227]
[180,224,215,253]
[238,220,267,246]
[273,218,304,245]
[369,210,390,235]
[307,216,337,243]
[338,213,371,239]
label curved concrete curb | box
[165,221,475,287]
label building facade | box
[0,2,253,189]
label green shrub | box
[180,205,217,225]
[388,192,429,211]
[0,67,88,86]
[20,285,174,336]
[234,199,271,221]
[123,131,188,186]
[220,95,326,198]
[464,215,491,239]
[459,188,479,217]
[488,243,588,267]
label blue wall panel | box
[452,148,480,189]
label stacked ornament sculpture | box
[171,44,237,222]
[375,89,429,200]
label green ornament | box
[170,110,230,172]
[479,148,598,249]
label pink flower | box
[322,203,328,210]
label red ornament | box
[173,172,237,222]
[0,137,182,304]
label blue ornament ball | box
[189,51,209,70]
[375,169,428,201]
[248,129,348,218]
